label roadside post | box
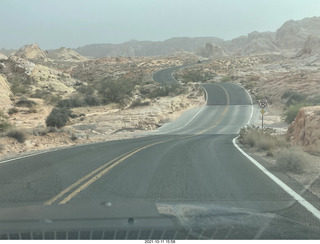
[258,100,268,131]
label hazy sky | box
[1,0,320,49]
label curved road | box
[0,67,319,239]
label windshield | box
[1,0,320,241]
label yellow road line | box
[58,140,171,204]
[43,147,141,205]
[196,84,230,135]
[44,84,231,205]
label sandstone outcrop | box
[286,106,320,154]
[0,74,12,111]
[300,35,320,55]
[13,43,47,60]
[47,47,87,61]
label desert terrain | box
[0,16,320,196]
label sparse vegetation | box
[221,76,232,82]
[239,125,313,174]
[45,108,71,128]
[239,125,278,153]
[10,79,29,95]
[6,128,27,143]
[276,147,311,174]
[15,99,38,108]
[8,107,19,115]
[0,110,10,132]
[99,78,134,104]
[285,103,311,124]
[70,133,78,141]
[130,98,150,108]
[281,91,320,124]
[27,107,38,113]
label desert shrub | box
[285,103,311,124]
[147,84,185,98]
[239,125,277,152]
[10,79,29,95]
[130,98,150,108]
[27,107,38,113]
[6,128,27,143]
[8,107,19,115]
[84,95,101,106]
[180,71,213,83]
[306,94,320,105]
[99,78,134,104]
[221,76,232,82]
[57,97,86,108]
[31,89,51,99]
[45,108,71,128]
[276,147,310,174]
[15,99,37,108]
[282,91,307,107]
[33,127,49,136]
[76,85,94,96]
[255,135,277,151]
[0,110,10,132]
[0,143,4,152]
[244,81,256,90]
[70,133,78,141]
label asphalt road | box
[0,67,320,239]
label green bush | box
[221,76,232,82]
[76,85,94,96]
[147,84,185,98]
[10,79,29,95]
[58,97,86,108]
[8,107,19,115]
[0,110,10,132]
[285,103,311,124]
[15,99,37,108]
[45,108,71,128]
[6,128,27,143]
[84,95,101,106]
[99,79,134,104]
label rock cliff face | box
[197,43,226,58]
[0,74,12,111]
[300,35,320,55]
[286,106,320,155]
[276,17,320,50]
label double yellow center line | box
[44,84,230,205]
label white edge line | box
[233,137,320,220]
[232,84,320,220]
[155,85,208,135]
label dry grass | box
[5,128,27,143]
[275,147,312,174]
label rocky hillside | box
[47,47,87,62]
[13,43,47,61]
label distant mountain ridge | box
[73,16,320,57]
[2,16,320,58]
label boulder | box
[286,106,320,154]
